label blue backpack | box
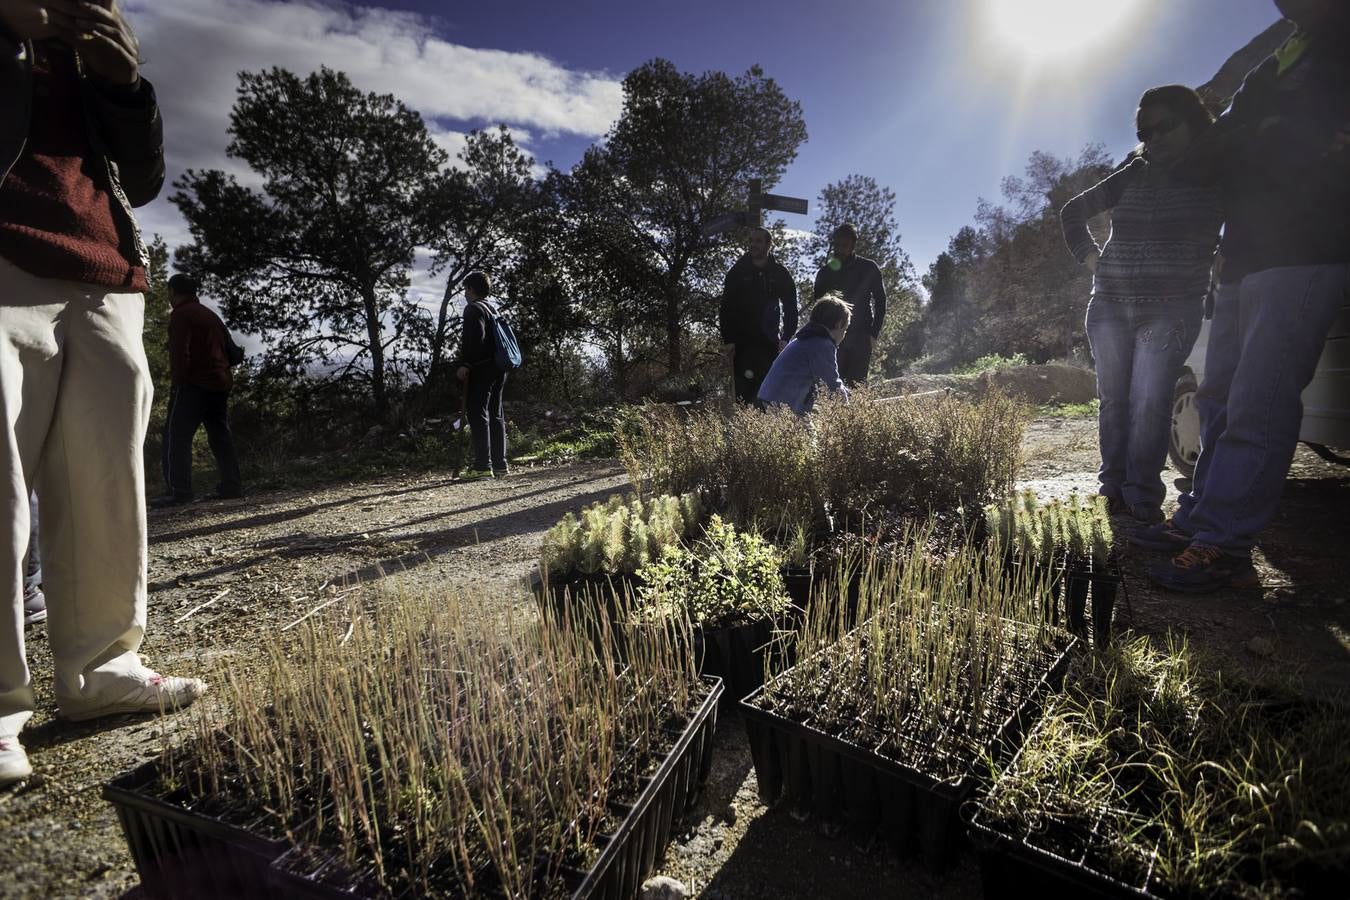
[478,302,522,371]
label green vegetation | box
[979,636,1350,898]
[1040,398,1099,418]
[636,516,790,629]
[510,411,620,464]
[953,352,1030,375]
[618,390,1028,533]
[540,492,703,579]
[984,488,1113,566]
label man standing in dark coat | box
[812,223,887,386]
[719,226,798,404]
[156,274,243,505]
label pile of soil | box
[879,364,1098,407]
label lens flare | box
[983,0,1149,66]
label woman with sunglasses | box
[1060,85,1222,525]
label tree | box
[171,67,446,416]
[592,59,808,374]
[977,145,1113,360]
[140,235,172,396]
[420,126,541,398]
[801,174,921,376]
[921,226,985,365]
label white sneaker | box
[23,588,46,626]
[0,736,33,787]
[59,672,208,722]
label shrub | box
[617,390,1027,532]
[636,516,791,629]
[954,352,1030,375]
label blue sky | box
[127,0,1283,293]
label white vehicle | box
[1169,295,1350,475]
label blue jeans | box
[1087,297,1201,517]
[23,492,39,596]
[1175,265,1350,554]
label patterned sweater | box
[1060,157,1222,303]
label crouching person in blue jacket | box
[757,293,852,415]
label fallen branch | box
[281,596,343,632]
[174,588,230,624]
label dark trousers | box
[467,370,508,471]
[162,384,242,499]
[837,329,873,387]
[732,342,778,404]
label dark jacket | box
[1,32,165,267]
[757,322,848,416]
[168,298,232,393]
[719,253,797,348]
[1181,23,1350,282]
[458,300,500,375]
[812,255,887,338]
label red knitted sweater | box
[0,42,147,291]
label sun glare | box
[984,0,1149,65]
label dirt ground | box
[2,415,1347,899]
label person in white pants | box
[1,1,205,788]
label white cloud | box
[121,0,621,285]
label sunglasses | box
[1137,118,1183,142]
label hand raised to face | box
[1,1,141,86]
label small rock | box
[640,875,688,900]
[722,803,737,825]
[1247,636,1275,658]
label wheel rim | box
[1171,389,1200,467]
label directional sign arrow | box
[761,193,809,215]
[701,210,751,237]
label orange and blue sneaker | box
[1128,516,1191,552]
[1147,542,1260,593]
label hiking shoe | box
[0,736,33,787]
[23,588,46,626]
[149,494,192,509]
[492,466,510,477]
[58,671,208,722]
[1104,497,1130,517]
[459,469,495,481]
[1128,516,1192,551]
[1147,542,1261,593]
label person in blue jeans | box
[757,293,851,416]
[1060,85,1222,525]
[1132,0,1350,592]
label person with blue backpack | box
[455,271,520,480]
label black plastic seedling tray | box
[103,763,288,900]
[107,677,723,900]
[968,808,1158,900]
[740,637,1075,871]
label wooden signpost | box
[702,177,809,236]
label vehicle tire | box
[1169,373,1200,477]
